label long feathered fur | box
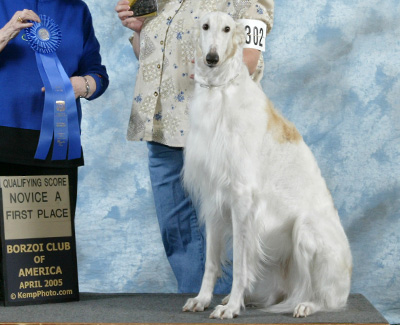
[182,12,352,319]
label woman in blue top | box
[0,1,108,218]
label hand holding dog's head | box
[197,12,246,68]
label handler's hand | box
[42,76,95,99]
[70,76,86,99]
[1,10,40,41]
[115,0,145,33]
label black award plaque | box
[129,0,158,17]
[0,175,79,306]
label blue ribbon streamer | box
[26,15,81,160]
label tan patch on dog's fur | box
[265,100,302,144]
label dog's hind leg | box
[291,214,351,317]
[183,216,226,312]
[267,213,351,317]
[266,215,319,316]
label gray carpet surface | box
[0,293,388,324]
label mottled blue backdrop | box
[78,1,400,323]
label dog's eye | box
[202,24,209,31]
[224,26,231,33]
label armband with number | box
[238,19,267,52]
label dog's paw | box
[182,297,210,312]
[210,304,240,319]
[293,303,312,318]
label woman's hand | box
[41,76,96,99]
[0,10,40,52]
[115,0,145,33]
[70,76,96,99]
[70,76,86,99]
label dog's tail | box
[264,215,317,314]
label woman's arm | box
[241,0,274,79]
[131,32,141,59]
[115,0,145,59]
[0,10,40,53]
[75,5,109,100]
[243,48,261,75]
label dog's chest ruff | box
[187,79,267,195]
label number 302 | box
[245,25,264,48]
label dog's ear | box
[233,22,246,48]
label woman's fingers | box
[118,9,134,21]
[115,0,131,14]
[14,9,40,23]
[23,10,41,22]
[115,1,145,32]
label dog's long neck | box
[195,46,245,89]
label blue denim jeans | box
[147,142,232,294]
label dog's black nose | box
[206,53,219,66]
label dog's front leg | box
[183,220,224,312]
[210,197,253,319]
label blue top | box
[0,0,109,131]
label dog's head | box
[196,12,246,68]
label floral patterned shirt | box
[128,0,274,147]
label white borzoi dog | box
[182,12,352,319]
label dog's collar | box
[197,73,240,89]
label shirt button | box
[168,16,172,20]
[160,40,164,45]
[154,92,159,97]
[157,64,161,69]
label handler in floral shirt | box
[116,0,274,293]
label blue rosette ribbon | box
[25,15,81,160]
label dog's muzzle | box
[206,52,219,67]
